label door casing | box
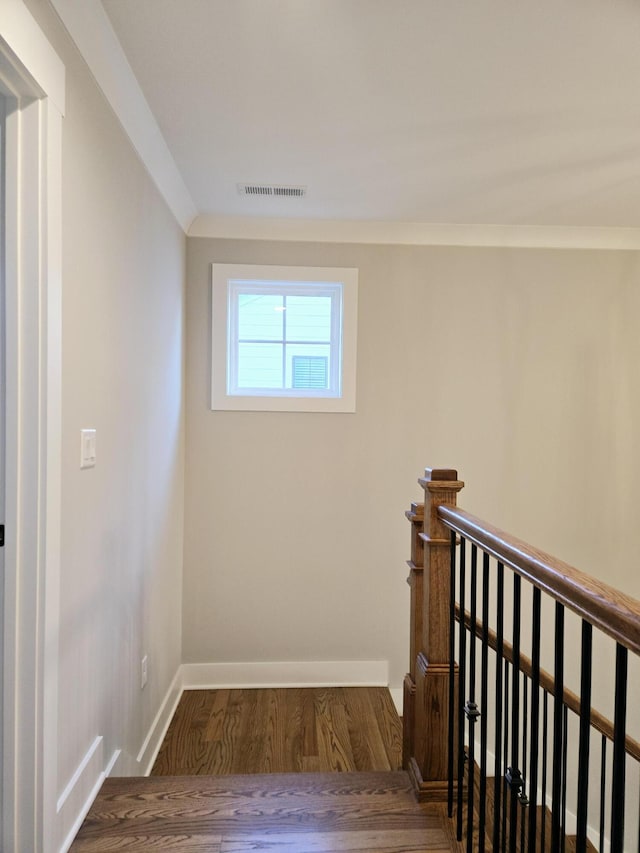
[1,7,64,850]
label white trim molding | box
[1,6,64,851]
[135,668,184,776]
[53,665,185,851]
[49,0,196,232]
[56,736,104,853]
[190,214,640,251]
[56,744,120,853]
[182,658,401,720]
[389,687,403,716]
[181,659,390,691]
[0,0,65,112]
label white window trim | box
[211,264,358,413]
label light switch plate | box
[80,429,96,469]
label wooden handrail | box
[439,505,640,657]
[456,605,640,762]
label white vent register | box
[237,183,307,198]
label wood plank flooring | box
[70,688,457,851]
[152,687,402,776]
[70,771,455,852]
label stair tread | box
[71,771,454,852]
[470,767,601,853]
[101,769,414,795]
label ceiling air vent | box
[237,183,307,198]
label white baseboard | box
[181,659,390,690]
[56,666,184,851]
[389,686,403,715]
[136,667,184,775]
[57,736,105,853]
[57,746,120,853]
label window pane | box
[237,343,283,389]
[285,343,331,389]
[238,293,284,341]
[285,295,332,343]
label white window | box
[211,264,358,412]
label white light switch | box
[80,429,96,469]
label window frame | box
[227,279,341,398]
[211,264,358,412]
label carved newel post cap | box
[422,468,458,482]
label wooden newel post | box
[402,501,424,771]
[404,467,464,801]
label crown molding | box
[1,0,65,112]
[190,215,640,251]
[50,0,197,232]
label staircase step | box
[70,771,454,852]
[564,837,599,852]
[466,764,600,852]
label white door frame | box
[0,88,5,846]
[1,2,64,851]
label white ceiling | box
[101,0,640,228]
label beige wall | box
[23,0,186,799]
[185,237,640,692]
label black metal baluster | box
[502,660,510,853]
[551,603,565,852]
[576,621,592,853]
[599,735,606,852]
[448,529,457,819]
[542,691,548,853]
[493,562,505,853]
[520,676,528,853]
[479,552,490,853]
[561,704,568,853]
[527,588,542,853]
[507,575,522,853]
[611,643,628,852]
[457,537,467,841]
[466,545,480,853]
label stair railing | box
[404,467,640,852]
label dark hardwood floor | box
[70,771,455,852]
[151,687,402,776]
[70,688,458,851]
